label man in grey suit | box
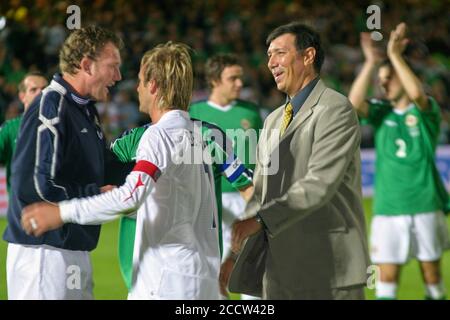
[225,22,370,300]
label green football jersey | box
[111,122,252,290]
[364,97,445,215]
[0,116,22,193]
[189,99,263,192]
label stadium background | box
[0,0,449,299]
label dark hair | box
[205,53,241,88]
[266,22,324,73]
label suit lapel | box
[267,108,284,154]
[257,109,282,204]
[258,80,327,204]
[280,79,327,141]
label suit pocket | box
[302,207,348,234]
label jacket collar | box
[288,76,320,117]
[49,73,94,107]
[280,79,326,140]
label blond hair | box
[140,42,193,111]
[59,25,123,75]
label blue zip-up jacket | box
[3,74,105,251]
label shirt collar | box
[51,73,93,107]
[393,103,415,115]
[286,76,320,117]
[207,100,236,112]
[158,109,190,123]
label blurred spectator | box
[0,0,447,145]
[115,90,139,131]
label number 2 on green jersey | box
[395,138,407,158]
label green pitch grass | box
[0,217,128,300]
[1,198,449,300]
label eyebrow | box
[267,47,285,55]
[29,85,44,90]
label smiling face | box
[267,33,309,97]
[86,42,122,101]
[212,65,243,103]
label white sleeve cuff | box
[59,200,77,223]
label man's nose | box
[267,55,277,70]
[115,68,122,82]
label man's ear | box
[211,79,221,89]
[18,91,25,104]
[80,57,93,76]
[303,47,316,68]
[148,79,158,95]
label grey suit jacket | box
[229,80,370,298]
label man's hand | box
[231,216,262,254]
[388,22,409,58]
[360,32,383,64]
[238,184,254,202]
[21,202,63,237]
[219,256,236,298]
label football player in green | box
[349,23,449,300]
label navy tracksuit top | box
[3,74,105,251]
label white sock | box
[376,281,397,299]
[425,281,446,299]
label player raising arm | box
[349,23,449,300]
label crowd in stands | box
[1,0,449,145]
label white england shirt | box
[60,110,220,299]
